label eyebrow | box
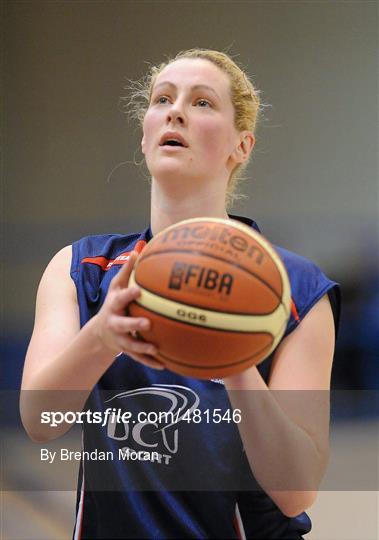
[152,81,221,101]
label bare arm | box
[224,294,335,517]
[20,246,162,442]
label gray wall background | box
[2,4,378,536]
[3,0,378,334]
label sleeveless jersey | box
[70,215,340,539]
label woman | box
[21,49,340,539]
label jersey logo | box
[104,384,200,465]
[80,239,147,270]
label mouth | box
[161,140,184,147]
[159,133,189,148]
[159,141,187,151]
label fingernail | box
[139,319,149,329]
[148,346,157,355]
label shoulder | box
[274,245,341,339]
[275,245,331,296]
[41,245,73,279]
[36,245,77,307]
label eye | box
[155,95,170,105]
[195,99,212,108]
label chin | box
[152,165,196,181]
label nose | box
[166,100,186,125]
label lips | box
[159,132,189,148]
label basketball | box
[127,218,291,379]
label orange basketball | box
[127,218,291,379]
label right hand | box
[93,251,164,370]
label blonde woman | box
[21,49,340,539]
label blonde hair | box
[126,48,262,208]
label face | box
[141,58,247,185]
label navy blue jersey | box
[70,216,340,539]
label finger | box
[127,352,165,370]
[110,315,151,333]
[110,286,141,314]
[109,251,138,290]
[120,335,158,356]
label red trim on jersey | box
[80,240,147,271]
[291,298,300,323]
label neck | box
[150,177,229,236]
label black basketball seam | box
[136,248,283,302]
[132,279,290,321]
[156,341,273,370]
[132,281,281,316]
[129,303,275,335]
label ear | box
[231,131,255,165]
[141,134,146,155]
